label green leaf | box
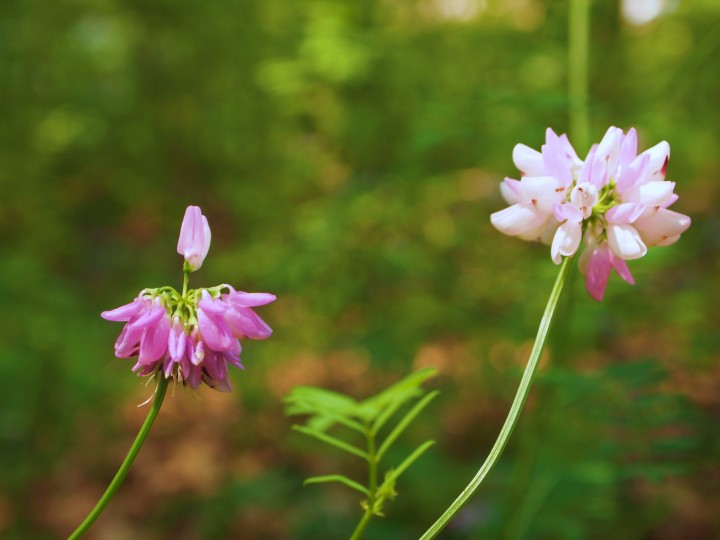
[370,394,409,437]
[379,440,435,491]
[306,410,366,434]
[376,390,439,461]
[284,386,360,417]
[359,368,437,422]
[292,425,369,460]
[304,474,370,496]
[286,397,366,433]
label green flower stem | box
[68,376,170,540]
[349,424,379,540]
[569,0,590,150]
[419,256,575,539]
[182,268,190,298]
[350,508,374,540]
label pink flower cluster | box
[491,127,691,300]
[102,206,275,391]
[102,287,274,391]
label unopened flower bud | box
[177,206,211,272]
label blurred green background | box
[1,0,718,538]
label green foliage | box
[456,360,703,540]
[0,0,718,537]
[285,368,438,528]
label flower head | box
[491,127,691,300]
[103,285,275,391]
[177,205,211,272]
[103,206,276,391]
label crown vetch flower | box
[103,287,275,391]
[177,205,211,272]
[491,127,691,300]
[103,206,276,391]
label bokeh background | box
[1,0,719,538]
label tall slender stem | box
[419,256,575,539]
[569,0,590,150]
[350,508,374,540]
[68,376,169,539]
[350,425,379,540]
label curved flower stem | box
[68,376,170,540]
[419,256,575,539]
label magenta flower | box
[491,127,691,300]
[102,296,171,368]
[102,206,276,391]
[103,287,275,391]
[177,205,211,272]
[579,240,634,301]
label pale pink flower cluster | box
[102,206,275,391]
[491,127,691,300]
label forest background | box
[1,0,718,538]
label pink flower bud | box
[177,206,211,271]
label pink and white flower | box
[491,128,584,243]
[491,127,691,300]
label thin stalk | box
[182,269,190,298]
[350,509,374,540]
[419,256,575,539]
[68,376,169,539]
[350,425,379,540]
[569,0,590,150]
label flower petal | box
[223,348,244,370]
[553,203,583,223]
[578,148,607,189]
[138,313,171,365]
[609,252,635,285]
[606,203,645,224]
[631,181,676,207]
[227,292,277,307]
[512,144,545,176]
[202,349,228,381]
[225,307,273,340]
[640,141,670,181]
[168,319,187,362]
[500,178,524,205]
[550,221,582,264]
[101,297,146,322]
[198,308,235,351]
[202,373,232,392]
[518,176,561,200]
[542,130,573,187]
[490,202,545,237]
[127,300,165,331]
[114,323,144,358]
[633,208,691,247]
[607,223,648,260]
[583,245,612,302]
[616,152,649,195]
[619,128,638,170]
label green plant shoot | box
[284,367,439,539]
